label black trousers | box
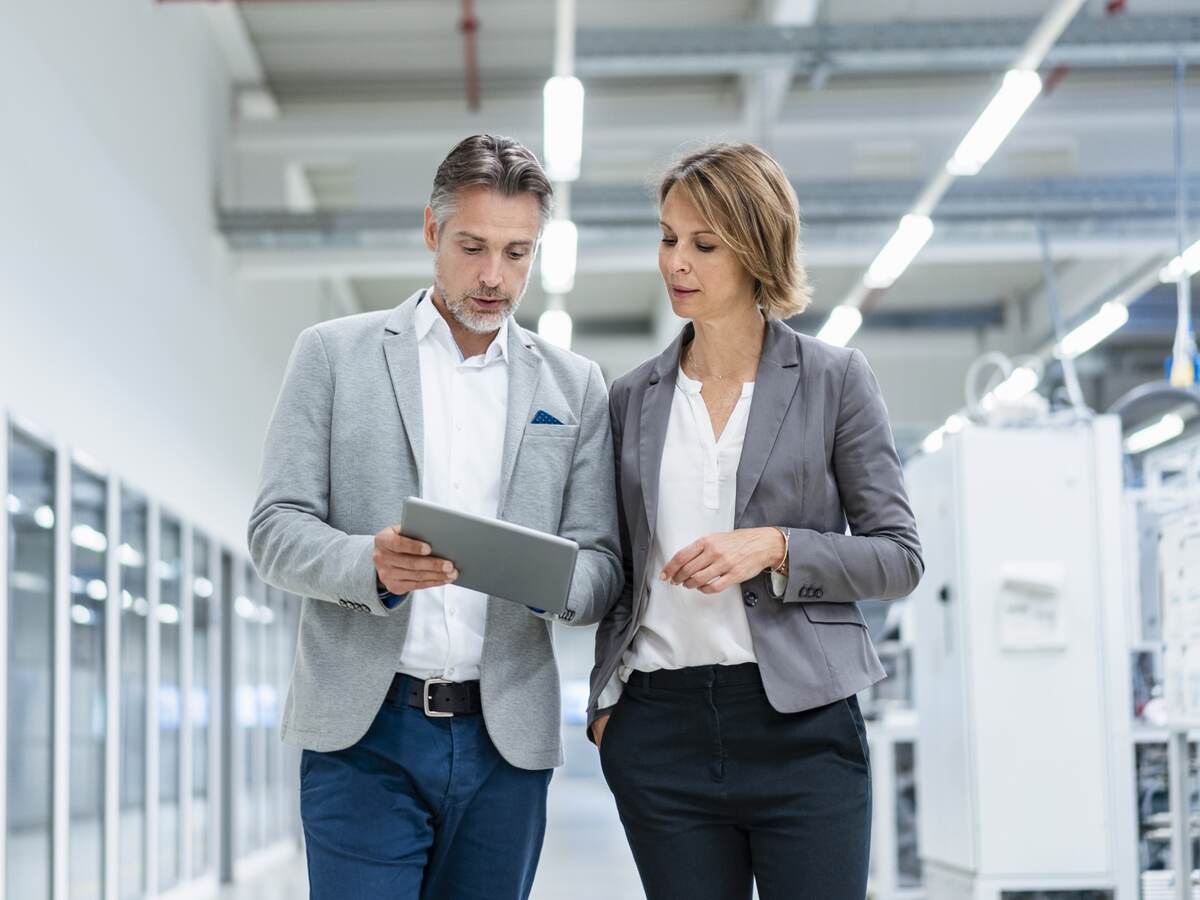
[599,663,871,900]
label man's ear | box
[423,206,438,252]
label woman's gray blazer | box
[588,319,924,730]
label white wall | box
[0,3,319,552]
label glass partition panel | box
[157,516,182,889]
[190,532,212,876]
[117,491,148,900]
[6,427,56,900]
[68,466,107,900]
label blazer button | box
[743,590,758,607]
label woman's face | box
[658,184,756,323]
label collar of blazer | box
[381,288,544,511]
[637,317,803,534]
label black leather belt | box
[388,673,482,718]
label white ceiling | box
[215,0,1200,434]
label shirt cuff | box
[379,588,407,610]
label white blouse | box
[619,367,759,680]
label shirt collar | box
[415,287,510,364]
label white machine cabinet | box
[906,418,1138,900]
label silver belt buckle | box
[422,677,454,718]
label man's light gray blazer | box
[588,320,923,730]
[249,289,622,771]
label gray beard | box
[439,284,520,335]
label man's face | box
[424,185,543,334]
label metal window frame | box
[196,535,223,888]
[115,478,154,900]
[271,591,286,843]
[0,412,9,897]
[206,537,222,885]
[251,569,266,854]
[1,407,301,898]
[151,507,187,895]
[179,521,194,886]
[183,529,218,884]
[222,556,244,880]
[217,547,235,885]
[52,436,70,900]
[0,406,289,898]
[145,500,160,896]
[5,415,64,900]
[104,477,120,900]
[65,449,114,900]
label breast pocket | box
[524,423,580,441]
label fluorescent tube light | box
[982,365,1040,410]
[947,69,1043,176]
[1056,302,1129,360]
[864,215,934,289]
[540,219,578,295]
[921,427,946,454]
[538,308,573,350]
[1159,237,1200,282]
[816,305,863,347]
[543,76,585,181]
[1124,413,1185,454]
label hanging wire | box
[1035,217,1089,415]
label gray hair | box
[429,134,554,229]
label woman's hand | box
[590,713,612,748]
[660,528,785,594]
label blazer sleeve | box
[246,327,392,617]
[775,348,924,604]
[557,361,625,627]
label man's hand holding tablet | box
[372,525,459,596]
[398,497,579,617]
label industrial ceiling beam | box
[576,14,1200,78]
[231,93,1192,156]
[220,173,1200,231]
[224,225,1177,283]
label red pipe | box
[156,1,397,4]
[460,0,481,112]
[1042,64,1070,95]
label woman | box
[588,143,924,900]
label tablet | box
[399,496,579,617]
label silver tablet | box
[399,496,578,616]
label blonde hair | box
[658,142,812,319]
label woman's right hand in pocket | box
[590,713,611,748]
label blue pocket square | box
[531,410,564,425]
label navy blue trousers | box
[599,663,871,900]
[299,681,553,900]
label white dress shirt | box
[619,367,760,680]
[396,292,509,683]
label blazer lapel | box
[497,323,542,514]
[639,324,690,536]
[734,320,802,525]
[382,290,427,485]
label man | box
[248,134,622,900]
